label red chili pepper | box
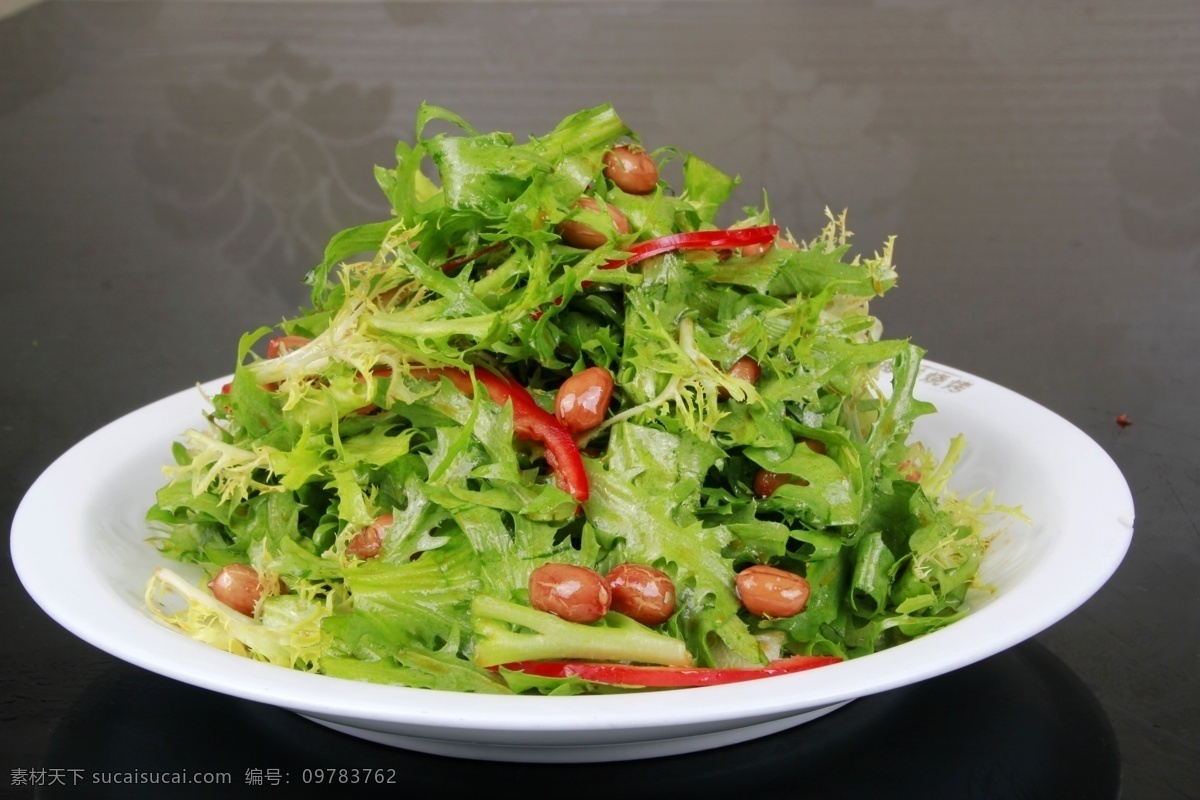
[500,653,841,688]
[266,335,311,359]
[439,241,505,272]
[600,225,779,271]
[413,367,590,503]
[532,226,780,320]
[411,367,474,395]
[350,368,396,416]
[233,334,305,394]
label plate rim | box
[10,360,1135,735]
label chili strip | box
[600,224,779,270]
[500,653,841,687]
[412,367,590,503]
[531,225,781,320]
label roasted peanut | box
[557,197,630,249]
[727,357,761,386]
[720,357,758,400]
[743,235,798,258]
[555,366,615,434]
[347,513,392,560]
[804,438,827,456]
[208,563,264,616]
[602,145,659,195]
[754,469,809,498]
[528,563,611,623]
[736,565,810,618]
[606,563,676,626]
[719,356,761,400]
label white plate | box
[11,361,1134,763]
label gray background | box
[1,2,1197,797]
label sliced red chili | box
[532,225,780,320]
[600,225,779,271]
[266,335,311,359]
[500,653,841,688]
[439,241,505,272]
[411,366,474,395]
[351,368,396,416]
[413,367,590,503]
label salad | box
[145,104,1004,695]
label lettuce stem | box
[471,595,691,668]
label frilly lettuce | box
[144,103,1010,692]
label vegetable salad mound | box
[145,104,1001,694]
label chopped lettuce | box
[144,104,1010,693]
[471,595,690,668]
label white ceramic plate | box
[11,361,1134,763]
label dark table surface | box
[2,2,1198,798]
